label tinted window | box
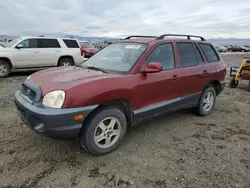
[145,43,175,70]
[37,39,60,48]
[199,43,219,62]
[193,43,204,64]
[18,39,38,48]
[63,39,79,48]
[177,42,198,68]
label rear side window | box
[63,39,79,48]
[177,42,198,68]
[199,43,219,62]
[145,43,175,70]
[37,39,60,48]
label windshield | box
[4,37,22,47]
[80,42,94,48]
[83,42,147,74]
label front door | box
[12,38,40,68]
[132,43,181,121]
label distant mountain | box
[207,38,250,45]
[62,35,120,42]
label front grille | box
[20,84,36,101]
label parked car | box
[79,41,99,58]
[226,45,250,52]
[14,34,226,155]
[214,45,228,53]
[0,43,4,48]
[0,36,83,77]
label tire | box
[197,86,216,116]
[229,78,239,88]
[0,60,11,78]
[79,107,127,156]
[58,58,74,66]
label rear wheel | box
[58,58,74,66]
[229,78,239,88]
[79,107,127,156]
[0,60,11,78]
[197,86,216,116]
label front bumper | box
[14,90,97,139]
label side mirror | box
[16,44,23,49]
[141,62,162,73]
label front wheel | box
[197,86,216,116]
[79,107,127,156]
[0,60,11,78]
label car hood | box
[30,66,117,95]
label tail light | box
[80,47,83,56]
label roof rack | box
[156,34,206,41]
[123,35,158,40]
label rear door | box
[133,43,181,120]
[36,38,61,66]
[174,42,208,106]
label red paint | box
[30,38,226,111]
[80,46,99,57]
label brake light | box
[80,47,83,56]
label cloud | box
[0,0,250,38]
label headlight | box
[42,90,65,108]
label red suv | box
[14,34,227,156]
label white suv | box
[0,36,84,77]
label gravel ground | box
[0,54,250,188]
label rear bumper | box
[14,90,97,139]
[219,80,226,95]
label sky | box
[1,0,250,38]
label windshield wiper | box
[85,66,108,73]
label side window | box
[37,39,60,48]
[199,43,220,62]
[18,39,38,48]
[63,39,79,48]
[177,42,198,68]
[145,43,175,70]
[193,43,204,64]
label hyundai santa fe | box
[14,34,227,156]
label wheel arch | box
[82,99,134,128]
[204,80,221,95]
[0,57,12,69]
[57,55,75,65]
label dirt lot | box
[0,54,250,188]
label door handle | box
[172,75,179,80]
[203,70,209,74]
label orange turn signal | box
[74,115,84,121]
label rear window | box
[63,39,79,48]
[199,43,220,62]
[37,39,60,48]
